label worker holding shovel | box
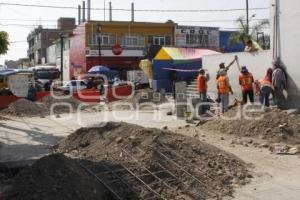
[217,69,233,114]
[216,56,238,103]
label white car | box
[58,80,87,94]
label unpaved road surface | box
[1,110,300,199]
[0,110,184,163]
[178,127,300,200]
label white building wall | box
[271,0,300,108]
[46,44,57,65]
[56,50,70,81]
[203,51,272,102]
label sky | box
[0,0,270,65]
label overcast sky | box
[0,0,270,65]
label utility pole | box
[246,0,249,35]
[104,0,106,21]
[97,24,102,65]
[60,34,64,83]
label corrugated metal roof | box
[154,47,220,60]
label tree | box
[229,16,269,47]
[0,31,9,55]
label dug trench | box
[3,122,252,200]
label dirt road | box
[1,110,300,199]
[0,110,185,163]
[178,127,300,200]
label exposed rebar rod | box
[78,162,123,200]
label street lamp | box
[97,24,102,65]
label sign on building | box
[175,26,220,48]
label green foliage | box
[0,31,9,55]
[229,16,269,47]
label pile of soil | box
[200,108,300,145]
[110,89,168,110]
[0,116,8,121]
[54,122,251,199]
[0,99,48,117]
[5,154,114,200]
[40,96,82,114]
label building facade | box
[27,18,75,65]
[69,21,175,79]
[175,25,220,49]
[46,37,71,81]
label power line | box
[0,23,56,28]
[0,18,269,23]
[0,18,58,22]
[177,18,268,23]
[0,2,270,12]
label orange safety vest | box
[259,78,274,89]
[197,74,207,92]
[217,76,230,94]
[239,73,254,91]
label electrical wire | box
[0,2,270,12]
[0,18,269,23]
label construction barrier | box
[0,85,132,109]
[0,95,20,109]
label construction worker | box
[244,40,263,52]
[272,59,287,106]
[216,56,238,80]
[217,69,233,113]
[255,68,274,107]
[239,66,254,104]
[197,69,210,114]
[216,56,237,102]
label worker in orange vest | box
[255,68,274,107]
[197,69,210,114]
[239,66,254,104]
[217,69,233,113]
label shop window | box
[148,35,171,46]
[121,35,145,47]
[88,33,116,46]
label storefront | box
[175,25,220,49]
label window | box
[121,35,145,47]
[88,33,116,46]
[148,35,171,46]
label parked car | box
[58,80,87,94]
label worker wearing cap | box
[239,66,254,104]
[216,56,237,102]
[217,69,233,113]
[197,69,210,114]
[216,56,237,80]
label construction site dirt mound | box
[200,108,300,145]
[5,154,115,200]
[40,95,82,114]
[55,122,251,200]
[0,99,48,117]
[110,89,168,110]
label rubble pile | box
[52,122,251,199]
[201,108,300,145]
[5,154,114,200]
[0,99,48,117]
